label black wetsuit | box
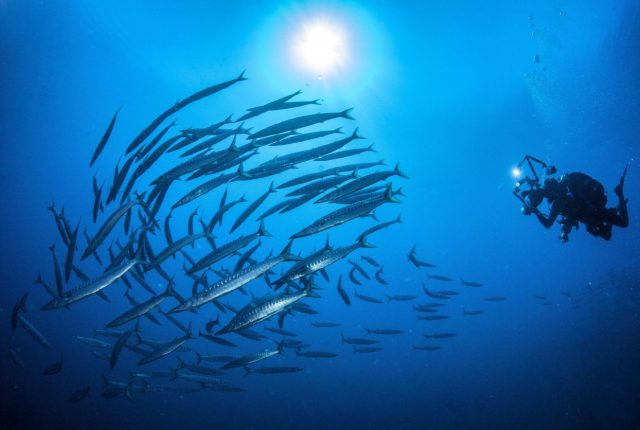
[531,172,628,242]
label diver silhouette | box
[513,156,629,242]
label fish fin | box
[96,290,110,303]
[277,311,287,329]
[319,268,330,282]
[237,163,251,179]
[384,185,401,204]
[176,356,184,370]
[279,240,300,261]
[323,235,332,251]
[237,70,247,81]
[341,108,355,120]
[257,220,272,237]
[394,162,409,179]
[357,235,374,249]
[351,127,364,139]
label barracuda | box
[273,236,373,288]
[216,283,312,335]
[171,241,298,313]
[42,256,145,310]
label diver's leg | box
[559,221,572,242]
[613,174,629,227]
[600,223,612,240]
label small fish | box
[244,366,303,375]
[484,296,506,302]
[311,322,341,328]
[423,333,456,339]
[315,144,375,162]
[461,279,484,287]
[9,343,25,368]
[129,370,174,379]
[408,245,436,268]
[110,320,141,370]
[11,292,28,331]
[422,283,450,300]
[68,381,91,403]
[413,306,439,313]
[349,268,362,286]
[426,274,453,282]
[414,303,446,311]
[463,310,485,316]
[264,327,297,337]
[90,109,119,166]
[361,255,381,267]
[77,336,112,349]
[365,328,404,335]
[354,291,383,304]
[230,182,276,233]
[64,224,80,282]
[386,295,416,302]
[175,356,225,376]
[196,354,235,363]
[49,244,64,297]
[18,314,52,350]
[412,345,441,351]
[137,325,193,366]
[417,315,449,321]
[249,109,354,139]
[374,267,388,286]
[348,259,370,280]
[221,344,283,370]
[341,334,379,345]
[43,355,64,375]
[92,351,111,361]
[357,214,402,241]
[353,346,383,353]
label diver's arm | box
[533,205,558,229]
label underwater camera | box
[512,155,556,207]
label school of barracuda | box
[9,71,492,400]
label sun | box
[293,19,348,76]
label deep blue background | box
[1,1,639,429]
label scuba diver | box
[513,155,629,242]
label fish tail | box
[257,220,273,238]
[394,162,409,179]
[341,108,355,120]
[357,235,374,249]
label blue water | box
[1,1,639,429]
